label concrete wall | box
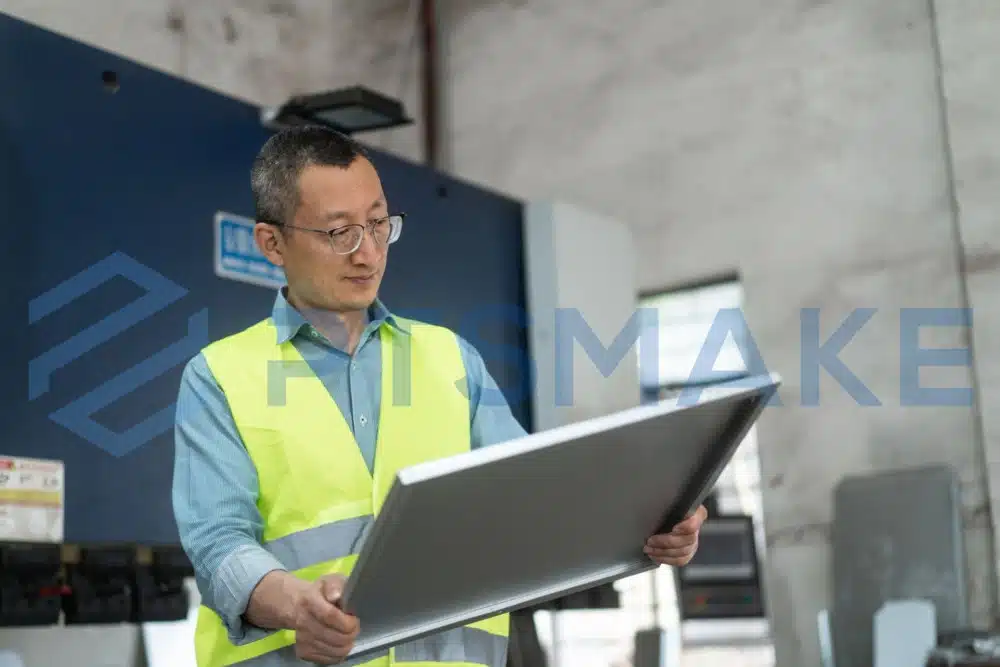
[0,0,425,163]
[3,1,1000,666]
[937,0,1000,625]
[439,2,1000,667]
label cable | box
[926,0,998,623]
[396,0,421,103]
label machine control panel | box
[676,514,766,620]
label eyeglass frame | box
[259,213,405,255]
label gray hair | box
[250,125,370,225]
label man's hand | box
[644,504,707,567]
[291,574,361,665]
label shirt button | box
[351,361,358,371]
[359,414,368,427]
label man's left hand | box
[643,504,708,567]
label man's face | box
[260,157,390,313]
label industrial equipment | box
[0,543,63,627]
[675,514,766,621]
[633,628,677,667]
[0,11,530,549]
[261,85,413,134]
[131,546,194,623]
[831,465,969,667]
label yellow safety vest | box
[193,316,510,667]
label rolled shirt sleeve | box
[172,353,286,644]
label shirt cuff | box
[211,544,287,646]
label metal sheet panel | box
[832,465,969,667]
[339,374,781,659]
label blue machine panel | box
[0,13,531,545]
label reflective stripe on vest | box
[231,627,508,666]
[195,317,509,667]
[264,515,372,571]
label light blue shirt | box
[172,290,527,642]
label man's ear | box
[254,222,285,267]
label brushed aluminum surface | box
[339,373,781,659]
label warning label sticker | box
[0,456,64,543]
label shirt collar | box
[271,288,408,345]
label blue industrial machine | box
[0,13,531,548]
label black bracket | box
[62,547,135,625]
[0,542,64,626]
[131,546,193,623]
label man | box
[172,126,707,667]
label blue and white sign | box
[214,211,285,289]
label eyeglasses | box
[265,214,404,255]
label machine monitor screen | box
[679,516,759,581]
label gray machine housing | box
[831,465,970,667]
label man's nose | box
[350,228,380,263]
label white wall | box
[523,201,641,431]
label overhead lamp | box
[261,85,413,135]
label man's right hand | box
[290,574,360,664]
